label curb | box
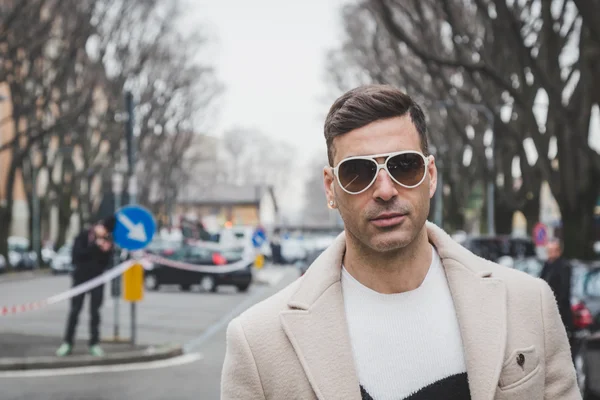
[0,343,183,371]
[0,269,52,284]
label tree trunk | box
[0,206,11,268]
[494,203,515,236]
[56,195,72,249]
[522,195,541,237]
[559,191,598,260]
[0,165,18,269]
[444,189,465,233]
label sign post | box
[252,227,267,269]
[113,205,156,346]
[122,263,144,346]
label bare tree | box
[331,0,600,257]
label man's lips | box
[369,213,407,227]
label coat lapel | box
[428,223,508,400]
[280,234,361,400]
[280,224,508,400]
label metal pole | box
[131,302,136,346]
[125,91,136,206]
[125,91,137,346]
[32,163,40,266]
[112,188,121,340]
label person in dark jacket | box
[56,216,116,357]
[540,239,575,348]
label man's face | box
[93,224,113,251]
[323,115,437,253]
[546,242,562,262]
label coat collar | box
[281,222,507,400]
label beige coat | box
[221,222,581,400]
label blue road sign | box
[113,205,156,250]
[252,227,267,248]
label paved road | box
[0,266,299,400]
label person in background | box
[540,238,575,352]
[56,216,116,357]
[270,228,283,265]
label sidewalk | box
[0,333,182,371]
[0,269,51,284]
[253,264,295,286]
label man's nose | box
[372,169,398,202]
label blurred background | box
[0,0,599,399]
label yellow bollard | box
[254,254,265,269]
[123,263,144,302]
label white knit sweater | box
[341,247,470,400]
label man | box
[270,228,283,265]
[221,85,579,399]
[56,216,116,357]
[540,239,575,348]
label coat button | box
[517,353,525,367]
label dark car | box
[144,242,253,293]
[460,235,536,262]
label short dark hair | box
[100,215,117,233]
[323,85,429,166]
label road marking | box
[0,352,203,379]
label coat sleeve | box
[221,318,266,400]
[540,280,581,399]
[71,231,95,265]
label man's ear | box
[428,155,438,199]
[324,166,336,207]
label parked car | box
[215,225,269,261]
[146,238,182,255]
[50,244,73,275]
[8,236,37,270]
[144,242,253,293]
[459,235,536,262]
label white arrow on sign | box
[117,212,148,242]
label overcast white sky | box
[181,0,350,219]
[188,0,348,150]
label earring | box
[329,200,335,207]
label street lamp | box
[431,100,496,235]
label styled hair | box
[323,84,429,166]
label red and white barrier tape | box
[143,253,252,274]
[1,254,254,316]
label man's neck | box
[343,228,432,294]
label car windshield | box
[8,240,29,253]
[58,246,72,256]
[220,247,244,261]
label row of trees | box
[0,0,221,265]
[328,0,600,258]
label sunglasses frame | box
[331,150,431,195]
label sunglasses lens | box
[338,159,377,193]
[387,153,426,186]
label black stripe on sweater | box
[360,372,470,400]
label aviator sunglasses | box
[332,150,430,195]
